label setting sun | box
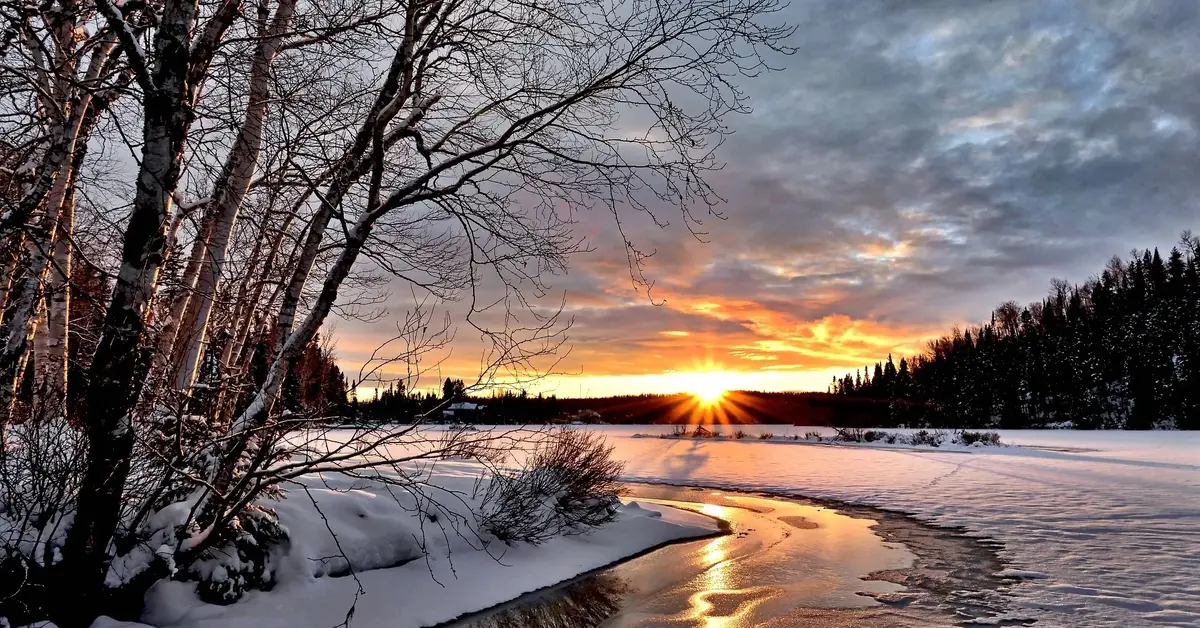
[693,386,727,404]
[676,371,729,404]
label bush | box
[190,506,289,604]
[478,430,624,545]
[733,430,747,439]
[803,431,823,440]
[832,427,865,442]
[758,432,774,440]
[862,430,886,442]
[957,430,1002,446]
[910,429,946,447]
[691,425,715,438]
[670,424,688,437]
[0,418,88,622]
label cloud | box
[334,0,1200,394]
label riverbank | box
[98,463,718,628]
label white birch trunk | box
[1,156,76,417]
[0,237,22,321]
[0,33,113,420]
[172,0,297,391]
[153,214,214,382]
[67,0,240,603]
[34,193,74,417]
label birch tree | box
[0,0,791,621]
[0,3,123,420]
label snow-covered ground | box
[88,426,1198,628]
[100,459,717,628]
[604,425,1200,627]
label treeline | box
[352,388,824,425]
[834,234,1200,430]
[353,379,564,423]
[352,378,451,422]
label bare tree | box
[0,0,791,622]
[0,4,123,419]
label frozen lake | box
[586,426,1200,626]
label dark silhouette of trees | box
[443,378,467,401]
[833,234,1200,430]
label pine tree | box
[831,236,1200,430]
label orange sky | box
[335,282,951,399]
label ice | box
[602,425,1200,627]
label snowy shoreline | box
[437,506,728,626]
[99,464,720,628]
[631,427,1012,453]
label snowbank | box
[632,426,1008,451]
[104,460,716,628]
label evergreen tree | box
[832,234,1200,430]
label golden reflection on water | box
[672,511,773,628]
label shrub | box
[478,430,624,545]
[190,506,289,604]
[691,425,715,438]
[957,430,1002,446]
[670,424,689,437]
[883,433,898,444]
[832,427,865,442]
[910,429,946,447]
[0,418,87,623]
[862,430,886,442]
[803,431,823,440]
[758,432,774,440]
[733,430,747,439]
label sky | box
[337,0,1200,398]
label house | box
[442,402,485,421]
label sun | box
[693,387,727,404]
[677,371,728,405]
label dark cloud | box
[339,0,1200,391]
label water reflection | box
[679,556,776,628]
[463,573,631,628]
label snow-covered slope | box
[604,426,1200,626]
[111,461,716,628]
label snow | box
[602,425,1200,627]
[85,426,1198,628]
[108,460,716,628]
[633,427,1005,451]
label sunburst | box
[676,371,729,406]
